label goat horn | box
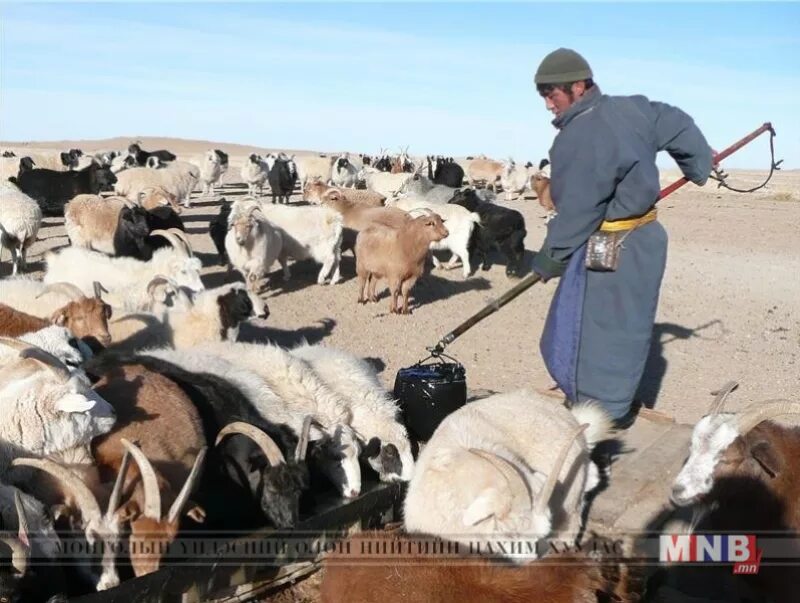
[0,537,28,575]
[167,447,207,524]
[216,422,286,467]
[468,449,531,513]
[106,448,132,519]
[11,458,103,524]
[35,282,86,302]
[93,281,108,299]
[121,439,161,521]
[708,380,739,415]
[734,399,800,435]
[0,338,71,381]
[146,275,173,299]
[14,491,30,548]
[295,416,313,463]
[534,423,589,516]
[150,229,191,258]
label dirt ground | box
[3,137,798,427]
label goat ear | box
[115,499,141,522]
[51,310,68,326]
[462,488,501,526]
[56,394,96,413]
[362,437,381,459]
[750,440,782,478]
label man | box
[531,48,714,428]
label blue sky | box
[1,2,798,169]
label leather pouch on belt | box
[585,230,624,272]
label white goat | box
[359,166,416,199]
[0,181,42,275]
[225,201,283,291]
[403,389,611,560]
[114,161,199,209]
[241,153,270,198]
[198,149,224,197]
[330,154,359,188]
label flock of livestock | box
[1,143,797,602]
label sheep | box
[304,179,385,207]
[393,198,481,279]
[294,154,335,188]
[114,161,199,209]
[289,342,415,482]
[319,189,409,254]
[0,280,113,348]
[240,153,270,198]
[106,282,266,352]
[127,143,176,167]
[467,157,505,191]
[449,188,527,277]
[43,229,204,311]
[12,162,117,217]
[355,212,449,314]
[330,154,359,188]
[500,159,535,201]
[256,203,344,285]
[0,337,116,472]
[208,198,231,267]
[320,531,641,603]
[225,201,283,292]
[267,153,298,204]
[198,149,225,197]
[403,389,612,554]
[359,166,416,199]
[0,181,42,276]
[86,350,314,529]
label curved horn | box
[167,447,207,523]
[14,491,29,548]
[0,537,28,575]
[216,422,285,467]
[534,423,589,516]
[734,399,800,435]
[106,448,132,519]
[295,416,313,462]
[0,338,72,381]
[11,458,103,524]
[121,439,161,521]
[146,275,174,299]
[35,282,86,302]
[150,229,190,257]
[93,281,108,299]
[468,449,531,510]
[167,228,193,256]
[708,381,739,415]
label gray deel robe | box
[531,86,713,419]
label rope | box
[709,128,783,193]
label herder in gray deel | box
[530,48,714,428]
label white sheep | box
[241,153,269,198]
[393,197,481,278]
[114,161,199,209]
[43,229,204,311]
[0,180,42,275]
[289,342,415,482]
[256,203,344,285]
[225,201,283,292]
[403,389,612,558]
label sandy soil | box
[2,136,798,425]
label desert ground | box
[2,136,799,427]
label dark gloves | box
[531,249,567,282]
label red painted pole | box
[658,122,774,199]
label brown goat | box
[138,186,181,214]
[321,190,409,254]
[304,179,385,207]
[532,172,554,211]
[0,303,49,337]
[355,212,448,314]
[321,531,641,603]
[90,363,207,577]
[468,158,505,191]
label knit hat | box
[534,48,593,84]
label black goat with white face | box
[127,143,176,167]
[449,188,527,277]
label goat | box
[208,198,232,267]
[355,211,448,314]
[241,154,269,198]
[198,149,225,197]
[320,190,408,255]
[432,155,465,188]
[225,202,283,291]
[0,304,48,338]
[467,157,504,191]
[404,390,611,553]
[532,160,555,213]
[114,162,199,209]
[449,188,527,277]
[304,179,385,208]
[267,153,298,204]
[294,154,335,189]
[13,163,117,217]
[397,173,456,204]
[127,143,176,167]
[330,154,359,188]
[500,159,535,201]
[0,180,42,275]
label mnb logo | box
[659,535,762,575]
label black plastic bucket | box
[394,355,467,443]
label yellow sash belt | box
[599,208,658,232]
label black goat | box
[144,205,185,251]
[128,143,176,167]
[14,163,117,217]
[2,150,15,158]
[18,157,35,176]
[433,156,464,188]
[449,188,527,277]
[84,352,311,531]
[268,154,297,204]
[213,149,229,168]
[59,148,83,169]
[109,205,185,260]
[209,198,231,266]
